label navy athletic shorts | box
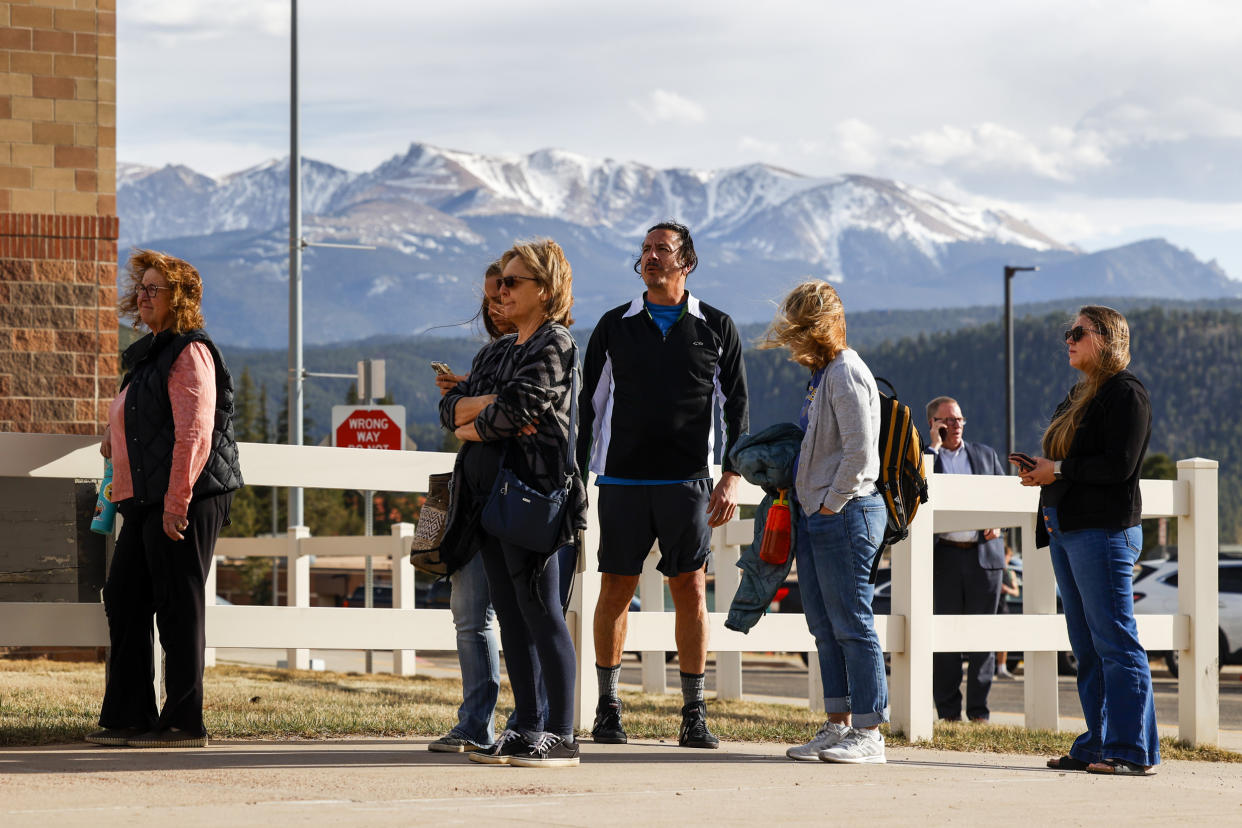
[596,479,713,577]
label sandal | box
[1046,755,1090,771]
[1086,758,1155,776]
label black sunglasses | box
[496,275,538,289]
[1063,325,1102,343]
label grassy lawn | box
[1,659,1237,762]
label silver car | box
[1132,557,1242,676]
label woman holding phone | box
[1014,305,1158,776]
[428,260,518,753]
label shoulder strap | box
[565,343,579,483]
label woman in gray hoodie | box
[761,280,888,765]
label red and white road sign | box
[331,405,406,451]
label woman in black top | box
[1015,305,1158,776]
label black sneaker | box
[591,697,627,744]
[678,701,719,749]
[467,729,530,765]
[509,734,580,768]
[85,727,144,747]
[126,728,209,748]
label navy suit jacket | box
[932,440,1007,570]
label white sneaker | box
[786,720,852,761]
[819,728,886,764]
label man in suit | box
[926,396,1006,722]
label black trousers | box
[479,535,576,738]
[99,493,232,735]
[932,541,1003,721]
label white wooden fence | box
[0,432,1220,745]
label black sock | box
[597,663,621,701]
[680,670,705,706]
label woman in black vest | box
[1015,305,1158,776]
[87,250,243,749]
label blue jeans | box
[1044,506,1160,767]
[448,554,500,746]
[794,492,889,726]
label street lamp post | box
[287,0,304,528]
[1004,265,1038,464]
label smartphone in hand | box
[431,361,453,376]
[1008,452,1037,472]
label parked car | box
[1132,557,1242,676]
[343,578,451,610]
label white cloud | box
[126,0,287,37]
[738,136,780,156]
[629,89,707,126]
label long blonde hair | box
[1041,305,1131,460]
[758,280,848,370]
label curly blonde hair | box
[499,239,574,327]
[119,249,205,334]
[1041,305,1132,460]
[759,280,847,370]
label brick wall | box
[0,0,117,435]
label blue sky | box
[119,0,1242,278]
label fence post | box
[639,546,667,694]
[890,496,934,742]
[286,525,311,670]
[572,498,601,730]
[1020,512,1058,730]
[390,522,416,676]
[1177,458,1219,746]
[713,526,743,700]
[204,555,218,667]
[807,654,824,713]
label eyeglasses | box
[496,275,538,289]
[933,417,967,425]
[137,284,171,299]
[1063,325,1103,343]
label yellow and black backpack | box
[871,377,929,580]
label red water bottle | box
[759,489,792,565]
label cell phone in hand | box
[1008,452,1037,472]
[431,361,453,376]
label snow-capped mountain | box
[117,142,1238,347]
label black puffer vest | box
[119,328,243,507]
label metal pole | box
[1004,266,1014,462]
[362,360,375,673]
[287,0,304,528]
[1003,265,1037,466]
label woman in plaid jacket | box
[439,238,586,768]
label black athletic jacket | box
[577,292,748,481]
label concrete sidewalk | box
[2,737,1239,827]
[214,648,1242,753]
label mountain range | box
[118,143,1241,347]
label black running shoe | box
[591,697,627,744]
[678,701,719,749]
[509,734,580,768]
[468,729,530,765]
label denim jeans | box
[1044,506,1160,767]
[448,554,500,746]
[794,492,889,726]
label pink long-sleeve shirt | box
[108,341,217,516]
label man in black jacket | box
[577,221,748,749]
[926,396,1006,722]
